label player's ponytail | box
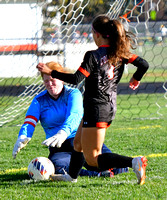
[107,19,133,65]
[92,15,136,66]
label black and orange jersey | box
[51,45,149,106]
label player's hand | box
[42,130,68,148]
[129,77,140,90]
[12,135,31,159]
[36,63,52,75]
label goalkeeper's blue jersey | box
[18,85,83,139]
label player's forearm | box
[18,123,34,138]
[132,57,149,81]
[51,70,85,85]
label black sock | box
[69,150,85,179]
[97,153,133,171]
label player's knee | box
[84,155,97,167]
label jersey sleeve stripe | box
[96,122,108,128]
[24,115,38,127]
[26,115,38,122]
[128,54,138,63]
[78,66,90,77]
[24,121,36,128]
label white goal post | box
[0,0,166,126]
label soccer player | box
[36,15,149,185]
[160,24,167,42]
[13,61,128,178]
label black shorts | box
[83,102,113,128]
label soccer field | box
[0,113,166,199]
[0,0,166,198]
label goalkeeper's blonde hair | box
[41,61,67,77]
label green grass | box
[0,117,167,199]
[0,76,42,86]
[120,68,167,83]
[0,47,167,198]
[1,93,166,127]
[0,68,166,86]
[116,93,167,119]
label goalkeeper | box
[13,61,128,177]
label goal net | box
[0,0,166,126]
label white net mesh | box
[0,0,166,126]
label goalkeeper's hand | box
[12,135,31,159]
[42,130,68,148]
[129,77,140,90]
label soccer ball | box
[28,157,55,181]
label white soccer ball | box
[28,157,55,181]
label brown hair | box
[92,15,136,66]
[41,61,65,77]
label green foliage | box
[0,116,167,199]
[47,0,166,23]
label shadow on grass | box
[0,173,135,188]
[0,173,29,184]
